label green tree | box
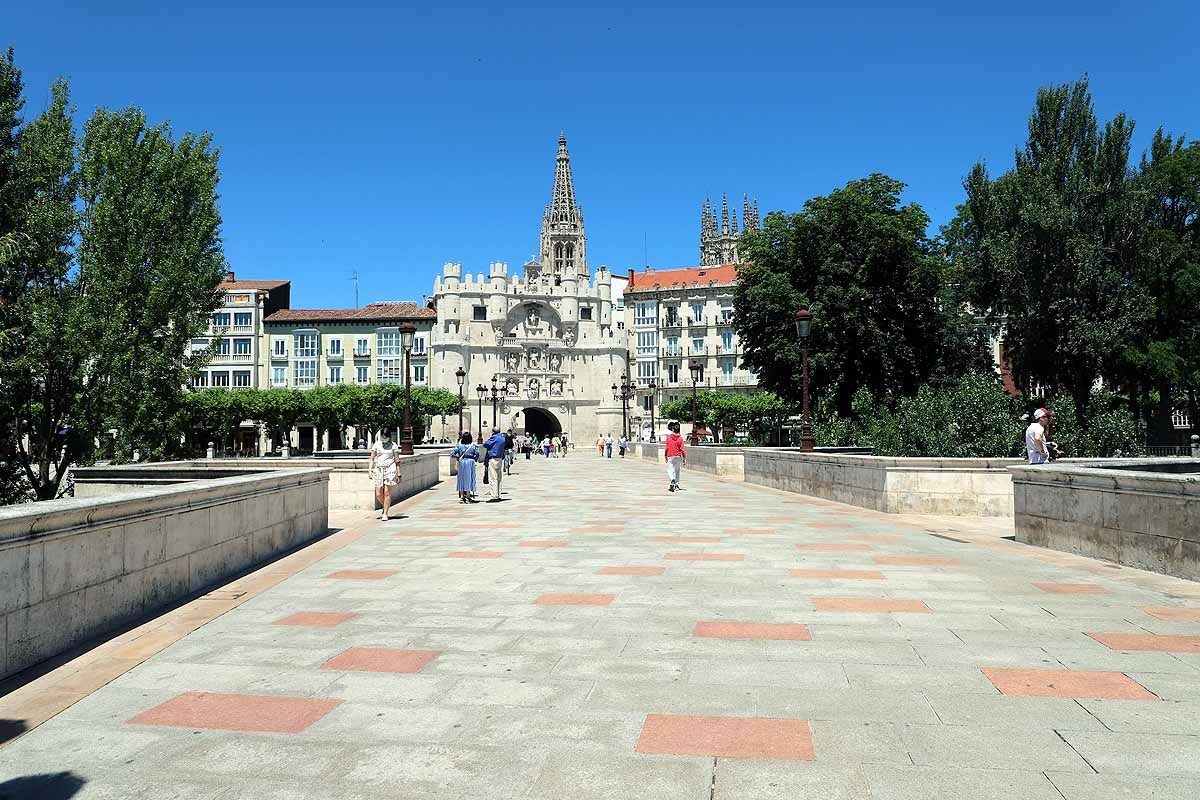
[736,174,990,418]
[947,76,1141,429]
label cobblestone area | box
[2,452,1199,799]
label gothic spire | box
[720,193,729,236]
[752,198,760,229]
[731,206,739,235]
[743,193,752,231]
[548,132,581,225]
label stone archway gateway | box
[521,407,562,440]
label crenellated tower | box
[700,191,760,265]
[530,133,588,279]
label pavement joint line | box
[1053,728,1100,774]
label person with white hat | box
[1025,408,1051,464]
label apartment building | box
[190,273,291,389]
[623,264,758,439]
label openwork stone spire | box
[700,191,759,265]
[537,133,587,276]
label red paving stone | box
[635,714,814,760]
[808,522,852,529]
[127,692,342,733]
[1033,583,1110,594]
[663,553,744,561]
[813,598,931,613]
[394,531,461,537]
[324,570,396,581]
[519,540,568,547]
[791,568,885,580]
[1139,606,1200,622]
[1087,632,1200,653]
[321,647,441,673]
[271,612,357,628]
[694,621,811,641]
[848,535,908,542]
[534,593,616,606]
[873,556,960,566]
[598,567,666,576]
[723,529,776,535]
[447,551,504,559]
[654,536,723,543]
[982,668,1159,700]
[796,543,872,552]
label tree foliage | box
[735,174,991,418]
[658,391,798,443]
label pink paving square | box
[1087,632,1200,653]
[394,531,461,537]
[1033,582,1109,594]
[873,556,960,566]
[813,598,931,613]
[796,543,872,552]
[791,569,885,580]
[321,647,440,673]
[723,529,776,535]
[519,540,568,547]
[272,612,357,628]
[598,567,666,576]
[635,714,814,760]
[127,692,341,733]
[663,553,744,561]
[654,536,723,543]
[694,621,811,641]
[848,535,907,542]
[447,551,504,559]
[982,668,1159,700]
[534,593,615,606]
[1140,606,1200,622]
[809,522,851,529]
[324,570,396,581]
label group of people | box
[594,433,630,458]
[449,428,516,503]
[518,433,568,459]
[1024,407,1064,464]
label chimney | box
[225,270,235,282]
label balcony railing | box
[327,350,344,360]
[353,348,371,357]
[231,324,254,334]
[228,353,254,362]
[271,349,288,360]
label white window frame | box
[328,338,342,356]
[232,370,252,387]
[273,338,286,357]
[329,366,342,385]
[293,331,318,388]
[413,364,426,384]
[272,366,287,387]
[356,365,369,384]
[211,371,230,388]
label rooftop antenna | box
[351,270,359,308]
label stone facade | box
[700,193,759,266]
[427,135,628,443]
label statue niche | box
[505,302,561,341]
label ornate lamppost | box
[647,378,658,442]
[399,322,416,455]
[611,374,634,439]
[476,383,487,443]
[489,375,501,429]
[688,359,702,446]
[794,308,814,451]
[455,366,466,436]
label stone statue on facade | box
[562,327,576,347]
[505,352,520,372]
[548,353,562,372]
[549,379,563,397]
[526,307,541,329]
[506,377,519,396]
[527,377,540,398]
[528,348,542,369]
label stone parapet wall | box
[76,452,442,511]
[0,467,329,679]
[1012,460,1200,579]
[633,442,743,480]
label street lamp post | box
[399,322,416,455]
[490,375,500,429]
[648,379,657,442]
[688,359,702,446]
[793,308,814,452]
[476,383,486,443]
[611,375,634,439]
[455,366,466,436]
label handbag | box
[482,457,489,484]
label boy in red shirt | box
[664,422,687,492]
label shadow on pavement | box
[0,720,26,746]
[0,771,86,800]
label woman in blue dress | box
[451,432,479,503]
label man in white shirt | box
[1025,408,1051,464]
[369,429,400,520]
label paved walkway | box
[3,452,1200,799]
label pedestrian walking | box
[605,433,614,458]
[596,435,604,456]
[482,428,507,501]
[617,434,628,458]
[523,434,532,460]
[451,432,479,503]
[368,428,400,520]
[503,428,515,475]
[1025,408,1051,465]
[665,422,686,492]
[542,436,552,458]
[560,434,568,458]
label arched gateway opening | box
[522,407,562,440]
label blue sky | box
[7,1,1198,308]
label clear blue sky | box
[7,1,1198,308]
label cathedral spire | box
[548,132,580,225]
[743,193,752,231]
[538,132,587,276]
[720,193,729,236]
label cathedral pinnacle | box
[538,133,587,277]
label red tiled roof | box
[627,264,740,292]
[218,279,290,290]
[264,302,435,323]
